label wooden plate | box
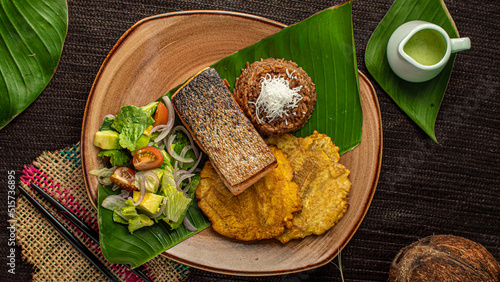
[81,10,382,276]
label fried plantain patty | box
[196,146,302,241]
[266,131,351,243]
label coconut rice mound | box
[233,58,317,136]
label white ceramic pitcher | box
[387,20,470,83]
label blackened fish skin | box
[172,67,276,193]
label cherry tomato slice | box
[133,146,164,171]
[153,102,169,127]
[110,167,137,191]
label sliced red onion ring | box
[174,169,188,179]
[179,143,203,174]
[174,184,182,193]
[176,173,195,198]
[134,173,148,206]
[178,143,203,173]
[153,97,176,144]
[151,198,167,219]
[153,125,172,144]
[175,172,195,191]
[188,151,203,174]
[180,145,192,159]
[171,166,183,193]
[182,181,191,198]
[150,124,170,133]
[173,164,178,183]
[183,216,198,231]
[166,134,194,163]
[136,171,159,200]
[174,169,190,182]
[173,152,202,196]
[163,96,175,120]
[143,171,160,188]
[171,125,199,159]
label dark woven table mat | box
[1,0,499,281]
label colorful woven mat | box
[17,143,189,281]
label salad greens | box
[92,98,210,267]
[111,105,155,151]
[97,150,131,167]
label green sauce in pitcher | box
[403,29,447,66]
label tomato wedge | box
[110,167,137,191]
[153,102,168,127]
[133,146,164,171]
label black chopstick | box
[18,185,119,282]
[29,183,100,243]
[29,183,153,282]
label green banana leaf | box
[99,0,361,267]
[0,0,68,130]
[365,0,459,142]
[212,0,361,154]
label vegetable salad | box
[91,96,203,233]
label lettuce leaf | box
[98,150,131,167]
[100,116,115,131]
[129,214,154,233]
[140,101,159,117]
[111,105,154,151]
[160,166,192,226]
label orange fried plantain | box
[196,146,302,241]
[267,131,351,243]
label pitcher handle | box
[450,37,471,53]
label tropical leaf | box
[0,0,68,129]
[365,0,459,142]
[99,0,361,267]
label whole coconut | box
[389,235,500,281]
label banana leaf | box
[100,0,361,267]
[212,1,361,154]
[365,0,460,142]
[0,0,68,130]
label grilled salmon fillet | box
[171,67,277,195]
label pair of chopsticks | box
[18,183,153,282]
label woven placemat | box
[17,143,189,281]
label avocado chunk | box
[94,130,121,149]
[133,191,165,215]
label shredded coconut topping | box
[251,71,303,124]
[286,69,298,80]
